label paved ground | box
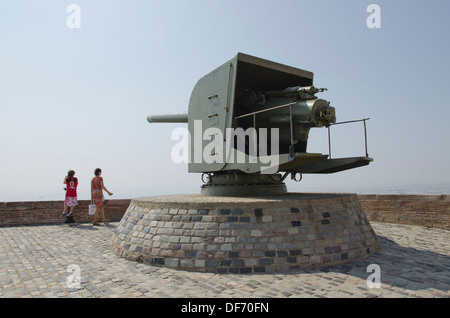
[0,221,448,298]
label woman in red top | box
[91,168,113,225]
[62,170,78,217]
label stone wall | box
[0,195,448,230]
[0,199,131,226]
[358,194,449,230]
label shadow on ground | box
[299,234,450,293]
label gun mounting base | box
[200,172,288,196]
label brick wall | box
[0,199,131,227]
[358,194,449,230]
[0,195,448,230]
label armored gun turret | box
[148,53,372,196]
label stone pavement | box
[0,222,448,298]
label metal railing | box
[328,118,370,159]
[235,104,370,160]
[234,102,300,158]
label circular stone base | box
[111,193,379,274]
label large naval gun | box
[148,53,372,196]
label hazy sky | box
[1,0,449,202]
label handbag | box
[88,201,97,216]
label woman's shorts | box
[65,197,78,207]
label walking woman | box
[91,168,113,225]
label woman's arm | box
[101,181,113,196]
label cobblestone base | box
[111,193,379,273]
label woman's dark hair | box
[68,170,75,177]
[94,168,102,176]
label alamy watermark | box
[367,4,381,29]
[66,4,81,29]
[366,264,381,288]
[66,264,81,289]
[64,5,380,32]
[171,120,280,174]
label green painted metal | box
[147,53,373,196]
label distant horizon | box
[2,181,449,203]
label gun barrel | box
[147,112,188,123]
